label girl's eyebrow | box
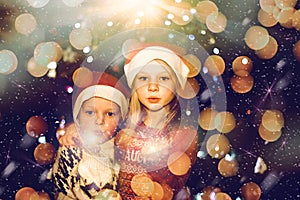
[159,72,170,75]
[137,71,170,75]
[136,72,149,76]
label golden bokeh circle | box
[206,134,231,159]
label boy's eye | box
[85,110,94,115]
[107,112,115,117]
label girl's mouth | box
[147,97,160,103]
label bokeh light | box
[206,12,227,33]
[15,13,37,35]
[275,0,297,9]
[177,77,200,99]
[198,107,218,131]
[240,182,262,200]
[26,0,49,8]
[72,66,93,88]
[278,7,295,28]
[215,192,232,200]
[258,123,282,142]
[33,142,56,165]
[255,35,278,59]
[151,182,164,200]
[194,1,218,23]
[69,28,93,50]
[230,75,254,94]
[217,155,239,177]
[33,42,62,66]
[214,111,236,134]
[258,8,278,27]
[0,49,18,75]
[259,0,276,13]
[167,151,191,176]
[203,54,225,76]
[26,115,48,138]
[15,187,38,200]
[206,133,231,159]
[244,25,270,50]
[232,56,253,77]
[261,109,284,131]
[27,57,49,77]
[130,173,154,197]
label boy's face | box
[134,60,176,111]
[77,97,121,145]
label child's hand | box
[58,123,81,147]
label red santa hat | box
[124,45,190,89]
[72,72,130,127]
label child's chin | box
[148,104,163,111]
[82,136,105,146]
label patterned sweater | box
[51,139,119,200]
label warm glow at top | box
[91,0,165,27]
[111,0,163,16]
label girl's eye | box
[138,76,148,81]
[160,76,170,81]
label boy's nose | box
[95,114,105,125]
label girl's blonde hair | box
[126,59,181,129]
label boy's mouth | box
[93,130,105,136]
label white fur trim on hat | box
[73,85,128,127]
[124,46,190,89]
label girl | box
[115,45,199,200]
[51,72,129,199]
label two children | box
[53,44,199,200]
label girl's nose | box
[148,82,159,92]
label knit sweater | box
[51,139,119,200]
[115,123,198,200]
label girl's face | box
[134,60,176,111]
[77,97,121,145]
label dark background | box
[1,0,300,199]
